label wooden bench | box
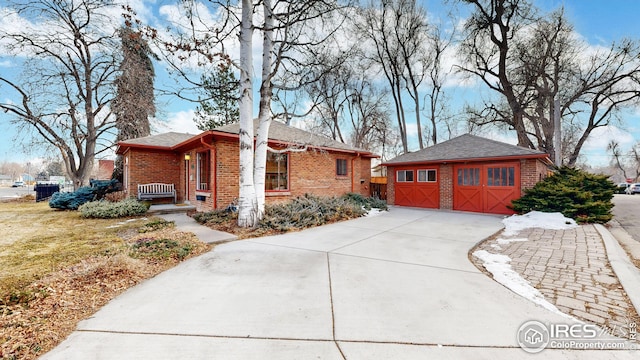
[137,183,176,203]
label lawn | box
[0,199,211,359]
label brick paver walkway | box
[472,225,639,337]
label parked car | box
[11,181,24,187]
[617,183,630,194]
[626,183,640,195]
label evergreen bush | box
[79,198,149,218]
[49,179,120,210]
[510,167,616,224]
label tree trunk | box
[254,0,274,217]
[237,0,258,228]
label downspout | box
[200,137,217,209]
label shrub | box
[192,194,387,234]
[510,167,616,224]
[79,198,149,219]
[129,237,193,261]
[49,179,120,210]
[259,194,367,232]
[138,218,175,233]
[341,192,388,210]
[193,208,237,225]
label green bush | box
[79,198,149,219]
[510,167,616,224]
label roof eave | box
[381,153,549,167]
[116,142,174,155]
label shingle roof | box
[383,134,548,165]
[213,120,371,153]
[119,132,194,148]
[117,121,376,157]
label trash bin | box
[35,184,60,202]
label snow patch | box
[502,211,577,236]
[496,237,528,245]
[473,249,569,317]
[365,208,385,217]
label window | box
[417,169,437,182]
[266,151,288,191]
[487,167,515,187]
[196,151,210,191]
[336,159,348,176]
[457,168,480,186]
[397,170,414,182]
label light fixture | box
[184,154,191,160]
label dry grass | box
[0,199,211,359]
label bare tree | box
[357,0,439,153]
[459,0,640,166]
[457,0,536,149]
[423,20,454,146]
[0,0,119,188]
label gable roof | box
[383,134,549,166]
[117,121,377,157]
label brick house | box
[116,121,377,212]
[382,134,552,215]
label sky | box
[1,0,640,170]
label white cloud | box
[583,125,635,152]
[153,110,201,134]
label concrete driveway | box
[43,208,635,359]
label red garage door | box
[394,167,439,208]
[454,163,520,215]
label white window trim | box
[417,169,437,183]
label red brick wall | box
[386,167,395,205]
[439,164,453,210]
[214,139,239,210]
[96,160,114,180]
[125,149,181,203]
[521,158,549,193]
[184,139,373,212]
[126,137,374,212]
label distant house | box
[116,121,377,212]
[0,174,11,186]
[382,134,552,215]
[96,160,115,180]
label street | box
[0,185,35,201]
[612,193,640,243]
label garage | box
[383,134,552,215]
[453,162,520,214]
[394,166,439,208]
